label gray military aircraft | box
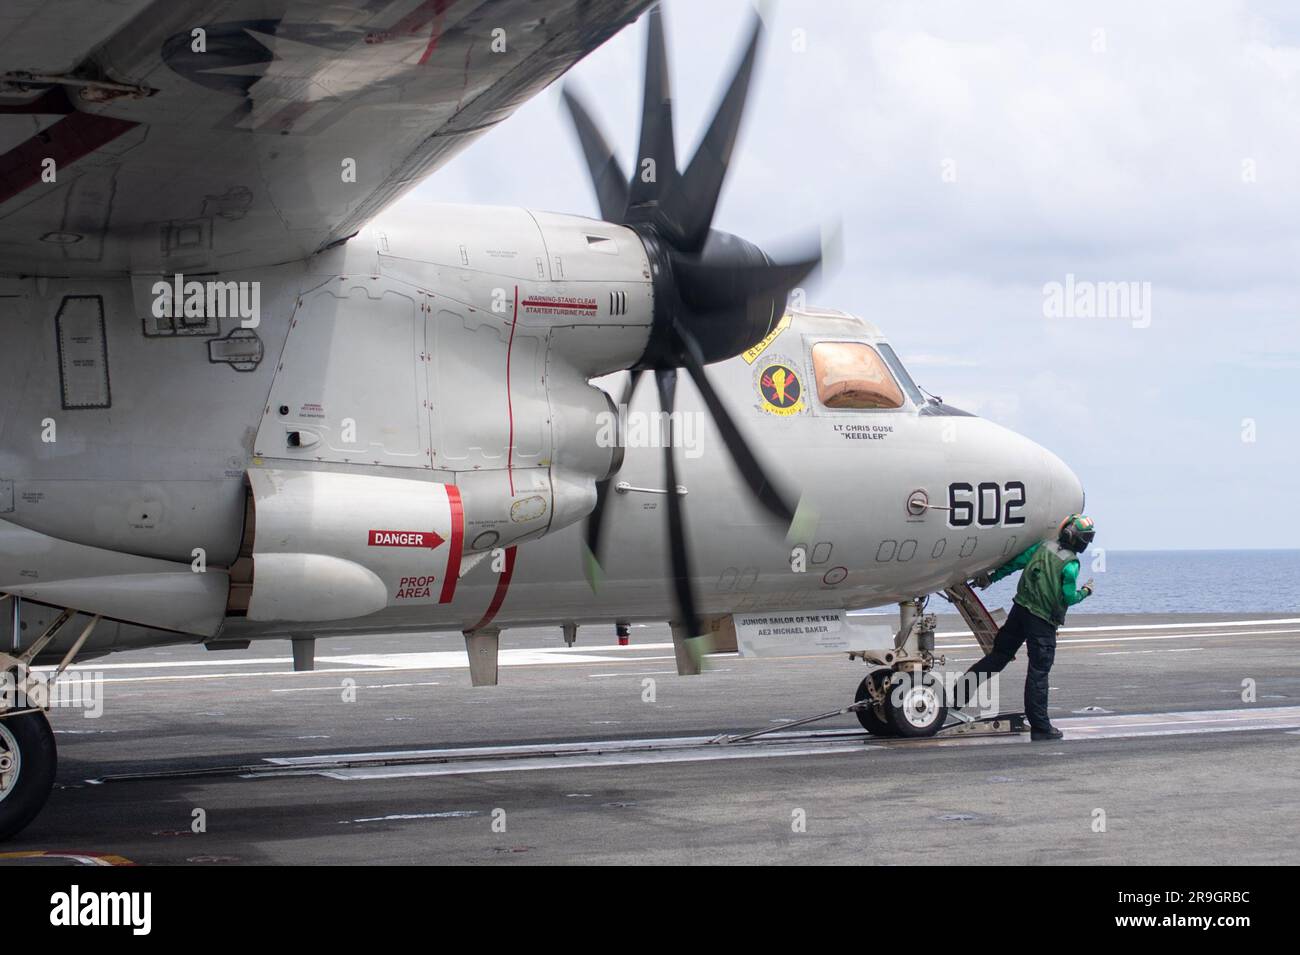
[0,0,1083,840]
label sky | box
[412,0,1300,551]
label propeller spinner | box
[564,5,820,662]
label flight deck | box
[3,612,1296,865]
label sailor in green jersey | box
[954,514,1097,741]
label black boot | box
[1030,725,1064,741]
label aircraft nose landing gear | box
[718,597,1023,747]
[845,596,1026,740]
[849,598,949,738]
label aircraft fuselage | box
[0,203,1083,660]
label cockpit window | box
[876,343,926,406]
[811,341,904,410]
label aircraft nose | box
[1043,447,1085,518]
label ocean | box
[978,549,1300,615]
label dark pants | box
[955,602,1058,731]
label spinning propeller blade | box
[564,5,825,648]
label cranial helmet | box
[1058,514,1096,553]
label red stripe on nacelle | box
[505,284,518,495]
[468,546,517,633]
[439,485,464,604]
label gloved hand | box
[1081,577,1095,596]
[972,572,992,589]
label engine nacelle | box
[245,203,667,585]
[335,203,659,378]
[236,202,683,621]
[242,467,598,623]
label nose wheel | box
[853,669,897,736]
[0,711,57,842]
[854,668,948,738]
[886,670,948,737]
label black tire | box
[0,711,57,842]
[886,670,948,738]
[854,670,897,736]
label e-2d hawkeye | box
[0,0,1081,839]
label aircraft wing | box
[0,0,651,276]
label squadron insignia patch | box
[755,357,806,416]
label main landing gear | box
[0,711,57,842]
[0,602,101,841]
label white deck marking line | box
[77,654,680,684]
[57,657,326,671]
[920,617,1300,638]
[1097,648,1204,656]
[272,682,443,693]
[248,706,1300,781]
[1057,617,1300,632]
[312,743,871,779]
[1071,712,1299,729]
[1055,628,1298,643]
[263,730,871,766]
[936,627,1300,651]
[49,645,678,674]
[315,649,649,669]
[587,670,678,678]
[343,811,481,824]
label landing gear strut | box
[0,602,100,841]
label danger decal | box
[370,529,447,600]
[368,529,446,549]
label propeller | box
[566,5,821,657]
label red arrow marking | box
[368,529,445,549]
